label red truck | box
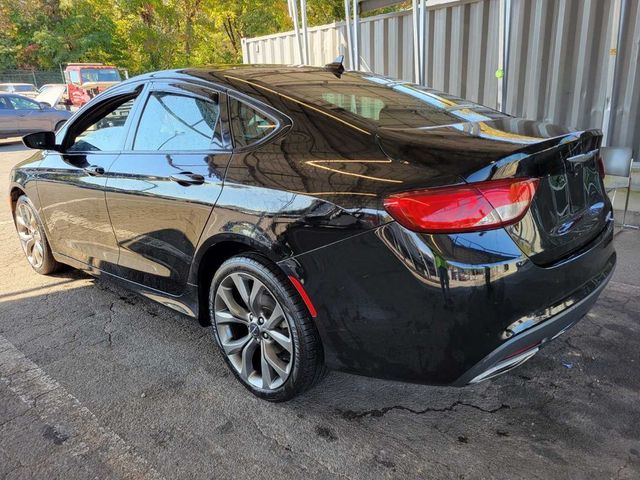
[63,63,123,107]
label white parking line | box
[0,334,165,480]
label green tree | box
[0,0,409,74]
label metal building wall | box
[242,0,639,155]
[241,22,350,67]
[506,1,615,132]
[609,0,640,156]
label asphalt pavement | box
[1,139,639,479]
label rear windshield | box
[80,68,121,83]
[282,73,506,130]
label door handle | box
[84,165,105,176]
[169,171,205,186]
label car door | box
[0,96,16,137]
[36,83,147,271]
[6,95,52,133]
[104,81,232,295]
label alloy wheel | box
[15,203,45,269]
[214,272,293,390]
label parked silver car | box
[0,83,39,98]
[0,93,72,140]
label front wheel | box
[14,195,60,275]
[209,254,325,401]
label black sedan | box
[9,65,615,401]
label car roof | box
[111,65,505,136]
[131,64,350,85]
[0,83,35,87]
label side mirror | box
[22,131,60,151]
[38,101,52,109]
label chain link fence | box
[0,70,64,88]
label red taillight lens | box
[383,178,539,233]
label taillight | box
[596,155,606,179]
[383,178,539,233]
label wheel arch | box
[192,234,287,326]
[9,185,26,217]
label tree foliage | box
[0,0,406,74]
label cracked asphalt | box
[1,140,639,479]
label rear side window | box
[229,98,278,148]
[133,92,222,151]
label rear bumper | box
[281,218,616,385]
[452,263,614,386]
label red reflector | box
[383,178,539,233]
[288,275,317,318]
[502,341,541,360]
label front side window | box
[8,96,40,110]
[69,71,81,84]
[67,97,136,152]
[229,98,278,148]
[133,92,222,151]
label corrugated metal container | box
[243,0,639,155]
[609,0,640,156]
[506,0,615,131]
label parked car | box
[63,63,121,107]
[0,83,39,98]
[0,92,71,139]
[9,65,615,401]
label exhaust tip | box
[469,346,540,384]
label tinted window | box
[229,98,277,148]
[321,92,385,121]
[69,71,81,84]
[8,96,40,110]
[133,92,222,151]
[68,98,135,152]
[0,97,10,109]
[278,73,505,129]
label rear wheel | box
[209,254,325,401]
[14,195,60,275]
[54,120,66,132]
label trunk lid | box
[376,117,611,265]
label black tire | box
[14,195,61,275]
[54,120,66,132]
[209,253,326,401]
